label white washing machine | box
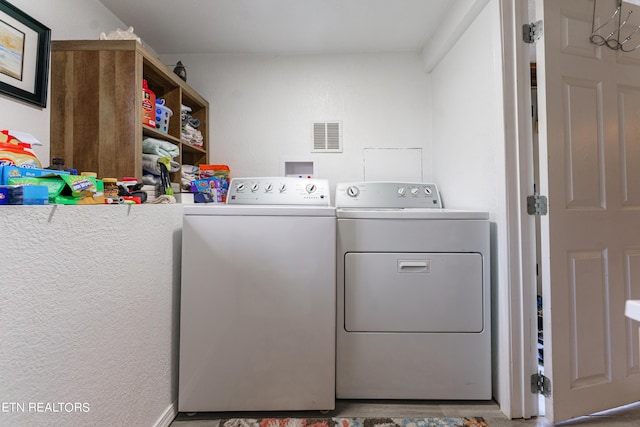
[179,177,336,412]
[335,181,491,400]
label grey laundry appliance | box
[179,177,336,412]
[335,181,491,399]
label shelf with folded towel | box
[50,40,209,189]
[182,142,207,154]
[143,125,182,146]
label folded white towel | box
[142,137,180,159]
[181,123,203,146]
[148,194,176,204]
[181,164,198,176]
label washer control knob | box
[251,183,260,192]
[265,183,273,192]
[424,186,432,195]
[347,186,359,197]
[410,187,419,195]
[279,183,287,192]
[236,183,245,192]
[306,183,317,194]
[397,187,406,196]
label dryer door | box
[344,252,483,332]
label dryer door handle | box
[397,260,430,273]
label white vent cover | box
[312,121,342,153]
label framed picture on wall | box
[0,0,50,107]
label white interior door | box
[536,0,640,422]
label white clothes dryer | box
[335,181,491,400]
[179,177,335,412]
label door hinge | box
[523,20,543,44]
[531,372,551,397]
[527,194,548,215]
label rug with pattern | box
[215,417,488,427]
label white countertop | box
[625,300,640,322]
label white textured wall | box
[160,52,433,188]
[1,0,127,165]
[0,205,182,427]
[1,3,181,425]
[430,0,507,405]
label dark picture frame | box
[0,0,50,107]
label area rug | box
[216,418,488,427]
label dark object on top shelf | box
[48,157,66,170]
[173,61,187,82]
[47,157,76,174]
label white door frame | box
[499,0,540,420]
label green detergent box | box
[8,174,100,204]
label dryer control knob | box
[424,187,432,195]
[265,183,273,192]
[236,183,245,192]
[279,183,287,192]
[251,183,260,192]
[306,183,317,194]
[410,187,419,195]
[347,186,359,197]
[397,187,406,196]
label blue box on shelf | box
[0,165,70,185]
[0,186,8,204]
[7,185,49,205]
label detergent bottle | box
[0,130,42,168]
[142,79,156,128]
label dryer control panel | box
[227,177,331,205]
[335,181,442,208]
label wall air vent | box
[312,121,342,153]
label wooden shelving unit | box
[50,40,209,188]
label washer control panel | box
[335,181,442,208]
[227,177,331,205]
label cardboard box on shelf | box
[0,165,69,185]
[9,185,49,205]
[0,185,49,205]
[198,164,229,202]
[0,186,8,204]
[192,177,223,203]
[8,174,103,204]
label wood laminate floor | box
[170,399,640,426]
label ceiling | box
[96,0,452,55]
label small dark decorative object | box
[173,61,187,82]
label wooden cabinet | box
[50,40,208,188]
